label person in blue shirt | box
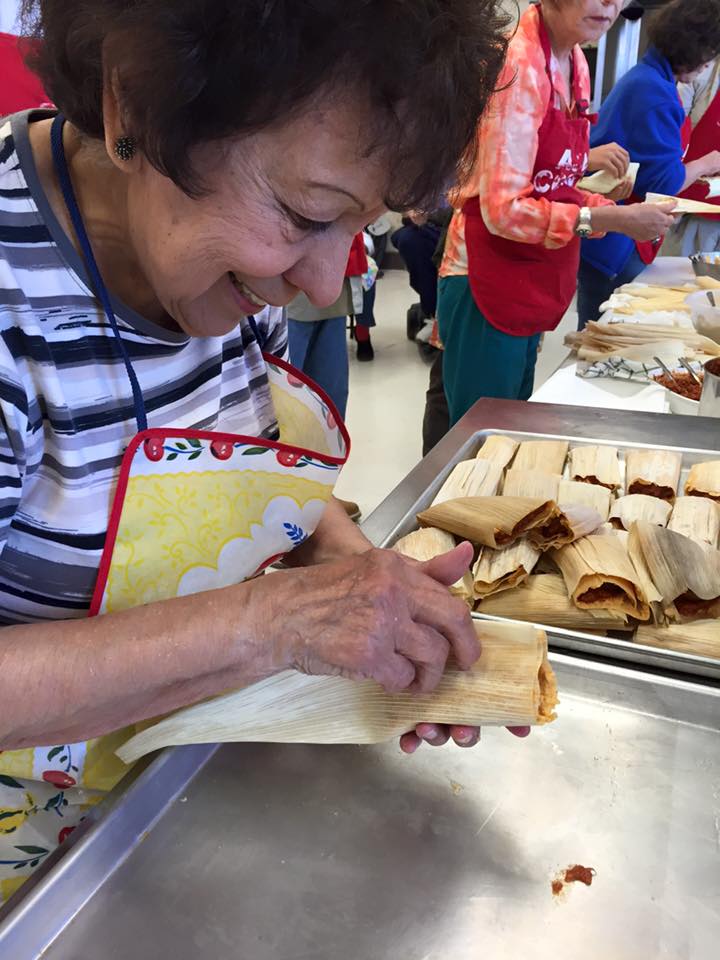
[577,0,720,330]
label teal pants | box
[437,275,541,426]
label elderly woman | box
[577,0,720,328]
[0,0,516,902]
[438,0,677,425]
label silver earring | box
[114,136,136,162]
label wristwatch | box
[575,207,593,239]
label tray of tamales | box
[388,432,720,681]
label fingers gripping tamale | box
[117,621,559,763]
[394,527,474,605]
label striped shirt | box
[0,110,287,624]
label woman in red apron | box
[577,0,720,330]
[662,56,720,256]
[439,0,674,425]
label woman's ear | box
[102,66,141,174]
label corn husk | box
[609,495,671,531]
[432,458,503,505]
[116,621,559,763]
[697,276,720,291]
[685,461,720,502]
[551,535,650,620]
[635,621,720,661]
[502,469,561,500]
[646,191,720,215]
[627,523,665,623]
[631,522,720,623]
[528,504,604,550]
[626,449,682,502]
[477,574,629,631]
[472,540,541,599]
[393,528,474,605]
[569,445,622,490]
[565,322,720,363]
[558,479,612,522]
[417,496,554,549]
[476,434,519,470]
[512,440,569,476]
[668,497,720,548]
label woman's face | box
[121,98,388,337]
[550,0,624,47]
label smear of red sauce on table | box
[552,865,596,896]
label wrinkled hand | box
[266,543,480,694]
[700,149,720,178]
[618,200,678,241]
[606,177,634,202]
[400,723,531,753]
[588,142,630,180]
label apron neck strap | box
[50,113,148,433]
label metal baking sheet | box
[363,399,720,681]
[2,654,718,959]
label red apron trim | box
[462,10,590,336]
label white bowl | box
[686,290,720,343]
[649,362,702,416]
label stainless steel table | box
[1,400,719,959]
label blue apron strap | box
[50,114,148,432]
[246,314,267,350]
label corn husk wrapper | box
[558,479,612,522]
[631,522,720,623]
[594,523,630,547]
[609,495,671,531]
[472,540,541,599]
[529,505,603,551]
[646,191,720,215]
[512,440,569,476]
[551,535,650,620]
[432,458,503,505]
[116,621,559,763]
[417,496,554,549]
[502,469,561,500]
[393,528,474,606]
[627,523,665,624]
[697,276,720,291]
[569,446,621,490]
[635,621,720,661]
[668,497,720,548]
[565,322,720,363]
[477,434,519,470]
[685,461,720,502]
[477,575,629,631]
[626,449,682,502]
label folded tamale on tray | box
[685,461,720,502]
[472,540,541,599]
[117,621,559,762]
[417,496,555,549]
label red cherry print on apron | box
[42,770,77,789]
[58,825,76,845]
[325,409,336,430]
[287,373,304,388]
[210,440,234,460]
[143,437,164,462]
[276,450,301,467]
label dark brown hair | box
[21,0,511,207]
[647,0,720,74]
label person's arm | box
[630,100,690,197]
[283,495,372,566]
[477,53,612,250]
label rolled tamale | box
[625,449,682,502]
[668,497,720,548]
[116,621,559,763]
[627,523,664,624]
[635,621,720,661]
[551,534,651,620]
[417,496,555,549]
[558,479,612,522]
[432,458,503,504]
[685,461,720,502]
[512,440,569,476]
[631,522,720,623]
[502,469,561,500]
[528,504,603,551]
[476,434,519,470]
[609,495,671,531]
[393,527,474,605]
[477,574,629,631]
[569,445,622,491]
[472,540,541,599]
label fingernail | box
[456,732,474,745]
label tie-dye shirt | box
[440,4,612,278]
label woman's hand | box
[399,723,531,754]
[587,142,630,180]
[591,200,678,242]
[262,543,480,695]
[699,150,720,179]
[605,178,634,202]
[281,496,372,567]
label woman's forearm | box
[283,496,372,567]
[0,577,283,749]
[682,157,711,192]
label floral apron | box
[0,114,349,905]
